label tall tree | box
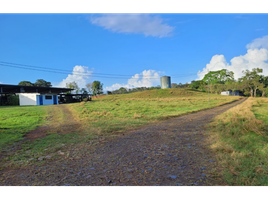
[238,68,263,97]
[86,83,93,94]
[92,81,103,96]
[66,81,79,94]
[80,88,88,94]
[34,79,52,87]
[202,69,234,85]
[18,81,34,86]
[253,79,262,97]
[258,83,267,97]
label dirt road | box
[0,98,247,186]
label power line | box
[0,61,196,78]
[0,61,197,79]
[0,61,135,77]
[0,63,168,80]
[0,64,146,79]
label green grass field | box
[72,89,240,135]
[209,97,268,185]
[0,106,47,149]
[0,88,240,168]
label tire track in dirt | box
[25,104,82,140]
[0,98,247,186]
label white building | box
[0,84,73,106]
[18,93,58,106]
[221,90,241,96]
[221,91,232,95]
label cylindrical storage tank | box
[161,76,171,89]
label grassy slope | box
[72,88,240,135]
[209,97,268,185]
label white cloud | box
[56,65,93,90]
[105,70,161,92]
[197,35,268,80]
[89,14,174,38]
[246,35,268,49]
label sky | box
[0,14,268,92]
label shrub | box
[4,95,19,105]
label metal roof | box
[0,84,73,94]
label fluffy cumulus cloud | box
[197,35,268,80]
[246,35,268,49]
[89,14,174,38]
[104,70,161,92]
[56,65,93,89]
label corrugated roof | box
[0,84,73,94]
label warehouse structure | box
[0,84,74,106]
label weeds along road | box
[0,98,247,186]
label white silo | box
[161,76,171,89]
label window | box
[45,95,52,100]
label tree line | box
[18,79,104,96]
[17,68,268,97]
[189,68,268,97]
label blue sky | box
[1,14,268,91]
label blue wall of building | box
[36,95,58,105]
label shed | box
[221,90,242,96]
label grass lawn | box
[209,97,268,185]
[0,88,240,168]
[0,105,47,149]
[71,89,240,135]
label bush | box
[7,95,19,105]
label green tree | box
[258,84,267,97]
[34,79,52,87]
[18,81,34,86]
[66,81,79,94]
[238,68,263,97]
[225,81,240,94]
[260,75,268,87]
[80,88,88,94]
[86,83,93,94]
[252,79,263,97]
[178,83,183,88]
[190,80,205,90]
[92,81,103,96]
[202,69,234,85]
[118,87,128,94]
[171,83,178,88]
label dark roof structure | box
[0,84,73,94]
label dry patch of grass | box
[208,97,268,185]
